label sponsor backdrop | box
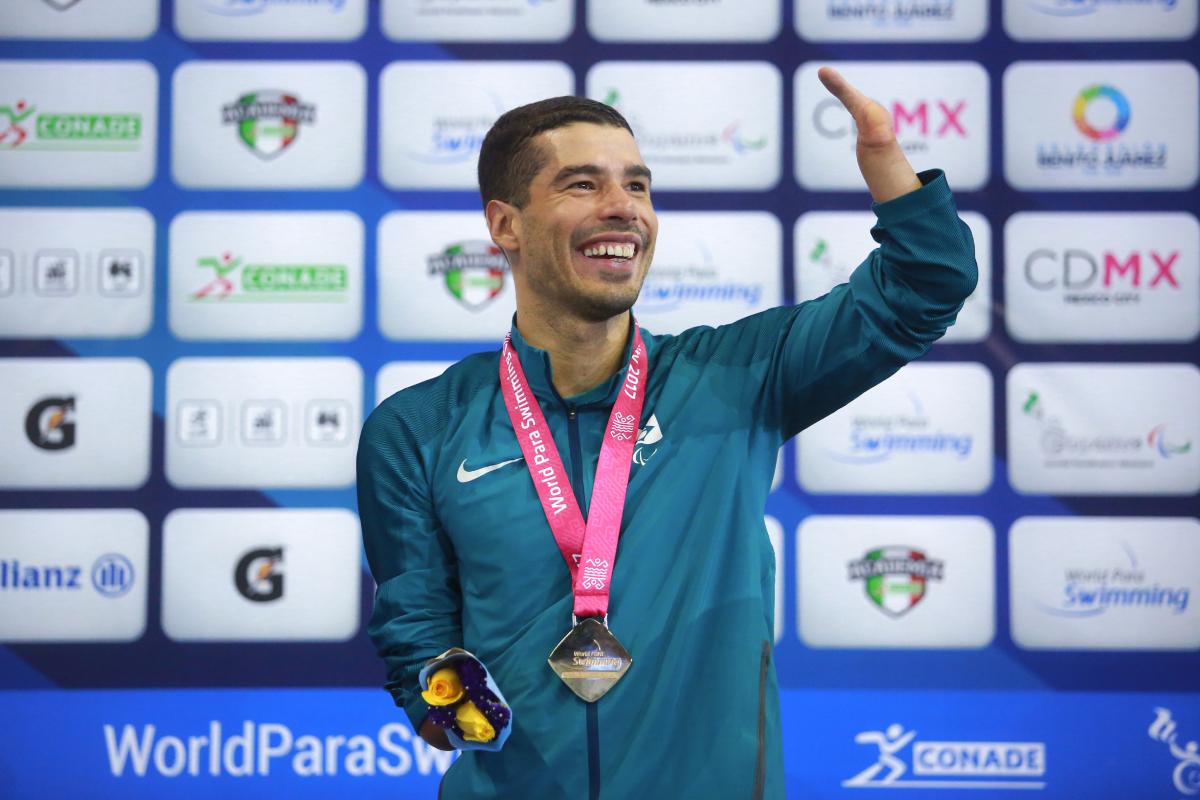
[0,1,1197,797]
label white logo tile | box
[766,515,784,644]
[379,61,573,190]
[589,0,780,42]
[1003,61,1199,191]
[1004,0,1198,41]
[587,61,782,191]
[174,0,367,41]
[0,208,153,339]
[381,0,573,41]
[1005,212,1200,343]
[376,362,453,407]
[797,515,995,649]
[0,510,148,642]
[171,60,365,189]
[797,0,987,42]
[796,61,989,191]
[378,212,515,341]
[162,509,360,642]
[166,358,362,488]
[1010,517,1200,650]
[169,211,363,341]
[634,212,781,335]
[0,359,151,489]
[798,363,994,494]
[795,210,991,344]
[0,0,158,40]
[1007,363,1200,495]
[0,60,157,188]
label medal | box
[547,617,632,703]
[499,323,648,703]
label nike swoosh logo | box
[457,457,523,483]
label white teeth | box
[583,243,636,258]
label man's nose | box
[597,182,637,222]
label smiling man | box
[358,68,978,800]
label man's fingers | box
[817,66,866,114]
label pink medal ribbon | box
[499,325,647,620]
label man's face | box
[493,122,658,323]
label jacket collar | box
[508,315,642,408]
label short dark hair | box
[478,96,633,209]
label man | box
[358,68,977,799]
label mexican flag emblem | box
[222,90,316,160]
[847,546,945,618]
[426,241,510,311]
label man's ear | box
[485,199,521,255]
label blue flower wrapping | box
[418,648,513,752]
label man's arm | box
[357,400,462,751]
[817,66,922,203]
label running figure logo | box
[192,253,241,300]
[1150,707,1200,796]
[844,724,917,786]
[0,100,35,148]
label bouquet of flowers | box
[418,648,513,752]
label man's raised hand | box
[817,66,922,203]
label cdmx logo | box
[25,396,76,451]
[813,98,967,143]
[234,547,284,602]
[1073,85,1131,141]
[426,241,510,311]
[0,100,35,148]
[222,91,316,159]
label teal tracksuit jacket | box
[357,170,977,799]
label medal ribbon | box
[499,324,647,619]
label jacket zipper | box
[565,404,602,800]
[753,640,770,800]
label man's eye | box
[571,181,594,190]
[628,182,647,192]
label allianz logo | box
[0,554,134,598]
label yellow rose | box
[421,667,464,706]
[455,701,496,743]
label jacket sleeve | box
[357,400,463,731]
[768,168,978,438]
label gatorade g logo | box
[234,547,284,602]
[25,396,76,450]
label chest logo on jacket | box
[456,456,523,484]
[633,413,663,466]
